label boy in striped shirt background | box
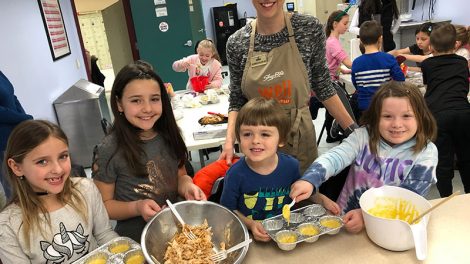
[351,20,405,121]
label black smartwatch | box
[343,123,359,137]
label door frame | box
[71,0,139,80]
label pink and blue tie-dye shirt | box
[301,127,437,214]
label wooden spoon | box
[410,191,460,224]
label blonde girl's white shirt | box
[172,54,223,90]
[0,178,118,263]
[198,60,212,76]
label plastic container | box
[190,76,209,93]
[359,186,432,260]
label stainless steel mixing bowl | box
[141,201,249,264]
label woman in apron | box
[221,0,356,173]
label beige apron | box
[241,13,317,173]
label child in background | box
[351,20,405,121]
[421,23,470,197]
[92,63,205,242]
[220,98,339,242]
[324,9,353,143]
[389,22,434,71]
[0,120,118,263]
[466,26,470,59]
[326,10,353,80]
[291,81,438,233]
[172,39,223,91]
[454,25,470,61]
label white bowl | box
[359,186,431,253]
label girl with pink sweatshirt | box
[172,39,223,91]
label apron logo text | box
[258,80,292,104]
[263,71,285,82]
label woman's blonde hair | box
[3,120,87,249]
[361,81,437,157]
[196,39,221,62]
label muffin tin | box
[73,237,144,264]
[261,204,344,251]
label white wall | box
[201,0,256,40]
[0,0,87,122]
[411,0,469,25]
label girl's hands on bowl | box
[342,209,364,233]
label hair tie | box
[334,3,353,21]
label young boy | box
[421,23,470,197]
[220,97,339,242]
[351,20,405,120]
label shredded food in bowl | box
[164,220,224,264]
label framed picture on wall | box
[37,0,71,61]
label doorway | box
[72,0,135,94]
[72,0,207,92]
[127,0,206,90]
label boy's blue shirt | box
[301,127,437,214]
[220,152,300,220]
[351,51,405,110]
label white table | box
[245,194,470,264]
[174,92,229,167]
